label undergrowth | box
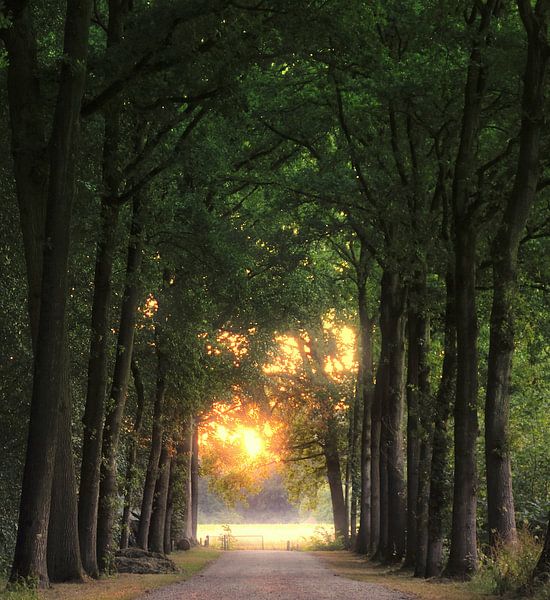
[470,529,546,598]
[303,525,346,551]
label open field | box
[197,522,335,550]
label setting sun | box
[242,427,264,458]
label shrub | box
[302,526,345,551]
[471,529,542,596]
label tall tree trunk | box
[182,422,194,541]
[382,271,407,563]
[426,270,457,577]
[446,1,501,578]
[485,0,549,549]
[413,305,432,578]
[370,358,383,555]
[47,344,85,583]
[120,359,146,550]
[164,455,177,554]
[446,223,479,578]
[348,370,360,546]
[3,2,83,584]
[405,274,432,575]
[79,203,120,575]
[356,272,374,554]
[533,512,550,581]
[79,0,128,575]
[149,443,171,554]
[137,336,167,549]
[191,426,200,543]
[9,0,93,585]
[97,193,144,571]
[404,308,421,568]
[414,433,431,577]
[324,417,348,542]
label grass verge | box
[315,551,498,600]
[0,548,220,600]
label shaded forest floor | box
[0,548,220,600]
[315,551,498,600]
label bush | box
[302,526,345,551]
[0,580,39,600]
[471,529,543,596]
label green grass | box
[0,548,220,600]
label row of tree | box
[1,0,549,591]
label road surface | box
[137,550,415,599]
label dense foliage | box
[0,0,549,595]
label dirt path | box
[136,550,415,600]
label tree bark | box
[191,426,200,543]
[164,454,177,554]
[47,343,85,583]
[405,275,432,576]
[533,512,550,581]
[370,358,383,555]
[404,307,421,568]
[324,418,348,542]
[426,270,456,577]
[381,270,407,563]
[97,192,145,571]
[356,271,374,554]
[79,0,129,575]
[182,422,194,541]
[446,1,501,578]
[149,442,172,554]
[137,336,167,549]
[120,359,147,550]
[446,224,479,578]
[485,0,549,550]
[9,0,93,585]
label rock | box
[114,547,179,574]
[175,537,191,551]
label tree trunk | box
[404,309,421,568]
[426,270,456,577]
[4,10,83,581]
[120,359,146,550]
[137,336,167,549]
[47,344,85,583]
[191,426,200,543]
[414,434,431,577]
[97,193,145,571]
[356,276,374,554]
[370,358,383,555]
[445,0,500,578]
[149,443,171,554]
[485,0,549,550]
[446,224,479,578]
[324,418,348,542]
[533,512,550,581]
[164,455,177,554]
[9,0,93,585]
[405,275,432,576]
[79,0,128,574]
[382,271,407,563]
[182,422,194,541]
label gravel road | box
[137,550,415,600]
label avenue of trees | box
[0,0,549,595]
